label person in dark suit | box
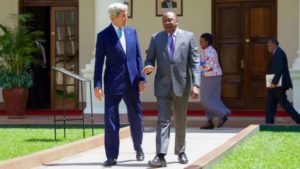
[266,38,300,124]
[93,3,146,166]
[161,0,177,8]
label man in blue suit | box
[266,39,300,124]
[93,3,146,166]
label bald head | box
[162,11,178,33]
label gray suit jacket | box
[145,29,200,97]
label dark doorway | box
[23,6,51,109]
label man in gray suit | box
[144,11,200,168]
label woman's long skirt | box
[200,75,230,120]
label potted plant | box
[0,14,43,118]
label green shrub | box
[0,13,43,89]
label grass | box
[212,131,300,169]
[0,125,104,161]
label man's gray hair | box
[108,3,128,19]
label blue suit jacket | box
[93,24,145,95]
[268,47,293,90]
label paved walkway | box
[34,128,241,169]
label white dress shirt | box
[272,47,278,56]
[112,23,126,54]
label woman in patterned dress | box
[199,33,230,129]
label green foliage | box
[0,126,104,161]
[0,69,32,88]
[212,131,300,169]
[0,13,44,89]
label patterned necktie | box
[169,34,175,60]
[118,28,123,39]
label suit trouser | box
[156,90,189,155]
[104,83,143,159]
[266,88,300,124]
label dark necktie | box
[169,34,175,60]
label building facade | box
[0,0,300,111]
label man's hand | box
[143,66,154,75]
[94,87,104,100]
[269,84,277,88]
[191,86,199,100]
[139,81,146,93]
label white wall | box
[278,0,299,67]
[0,0,18,25]
[78,0,96,102]
[0,0,19,102]
[278,0,299,100]
[79,0,95,73]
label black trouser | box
[266,88,300,124]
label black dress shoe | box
[217,116,228,128]
[200,120,214,129]
[136,149,145,161]
[178,152,188,164]
[103,158,117,166]
[148,155,167,168]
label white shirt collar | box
[112,23,124,32]
[168,28,178,37]
[273,47,278,55]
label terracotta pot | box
[2,87,28,118]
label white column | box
[292,0,300,69]
[289,0,300,112]
[81,0,127,114]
